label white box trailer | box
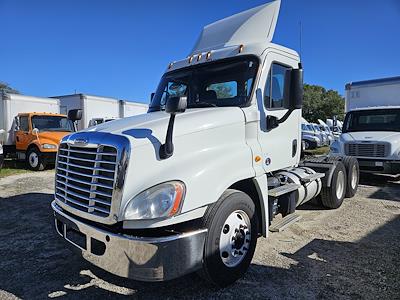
[0,93,60,146]
[56,94,148,130]
[57,94,121,131]
[345,76,400,112]
[120,100,148,117]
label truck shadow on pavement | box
[0,193,399,299]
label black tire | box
[342,156,359,198]
[320,161,347,209]
[199,189,258,287]
[26,147,46,171]
[325,156,359,198]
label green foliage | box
[302,84,344,122]
[0,82,19,94]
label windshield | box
[31,116,73,132]
[313,125,320,131]
[343,109,400,133]
[149,56,259,111]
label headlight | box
[123,181,185,220]
[42,143,57,149]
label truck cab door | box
[15,115,31,152]
[255,52,301,172]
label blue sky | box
[1,0,399,104]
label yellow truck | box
[0,93,80,170]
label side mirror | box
[32,128,39,135]
[289,68,303,110]
[159,96,187,160]
[68,109,82,122]
[165,96,187,114]
[14,117,20,131]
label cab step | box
[269,213,302,232]
[268,183,300,197]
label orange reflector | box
[255,156,261,162]
[169,183,184,217]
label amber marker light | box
[255,156,261,162]
[168,182,185,217]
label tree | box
[302,84,344,122]
[0,82,19,94]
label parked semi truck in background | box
[52,1,359,287]
[0,92,77,170]
[330,76,400,174]
[56,94,148,130]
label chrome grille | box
[55,143,118,217]
[345,143,389,158]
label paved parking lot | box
[0,171,399,299]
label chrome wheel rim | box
[336,170,345,199]
[29,152,39,168]
[219,210,251,268]
[351,164,358,189]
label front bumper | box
[42,152,57,164]
[52,201,207,281]
[357,159,400,174]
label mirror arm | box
[277,108,295,124]
[159,113,176,159]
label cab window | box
[264,63,292,109]
[19,116,29,131]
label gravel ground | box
[0,171,399,299]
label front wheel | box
[26,148,46,171]
[199,189,258,287]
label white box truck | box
[52,1,359,287]
[330,76,400,174]
[120,100,148,117]
[0,92,77,170]
[56,94,148,130]
[57,94,121,131]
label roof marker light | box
[197,53,202,61]
[188,56,193,63]
[168,62,174,69]
[206,51,212,60]
[239,44,244,53]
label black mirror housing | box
[289,68,303,109]
[165,96,187,114]
[68,109,83,122]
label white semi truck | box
[52,1,359,287]
[330,76,400,174]
[57,94,148,130]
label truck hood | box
[341,131,400,143]
[84,107,245,148]
[38,131,71,144]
